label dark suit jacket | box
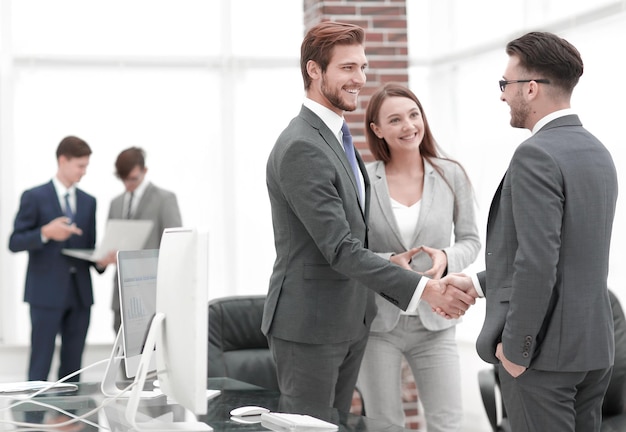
[263,105,421,345]
[9,180,98,308]
[476,115,618,372]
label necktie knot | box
[341,120,351,138]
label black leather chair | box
[478,290,626,432]
[207,295,279,391]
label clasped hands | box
[424,273,479,319]
[390,247,478,319]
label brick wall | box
[303,1,421,429]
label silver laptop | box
[62,219,154,262]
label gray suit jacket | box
[367,159,480,332]
[109,182,182,311]
[476,115,618,372]
[263,106,422,344]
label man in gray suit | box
[264,21,475,413]
[443,32,618,431]
[105,147,182,333]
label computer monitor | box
[125,227,214,431]
[101,249,159,397]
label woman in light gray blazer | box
[356,83,480,431]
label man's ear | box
[526,80,541,101]
[306,60,321,81]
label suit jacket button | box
[525,335,532,342]
[522,352,529,358]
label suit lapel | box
[487,173,506,235]
[133,183,154,219]
[410,160,434,245]
[371,162,407,249]
[300,106,366,218]
[45,181,64,217]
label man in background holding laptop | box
[9,135,106,382]
[103,147,182,334]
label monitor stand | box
[101,325,161,399]
[125,313,213,431]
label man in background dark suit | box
[443,32,618,431]
[102,147,182,334]
[264,21,475,413]
[9,136,106,382]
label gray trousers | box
[269,332,368,414]
[498,364,612,432]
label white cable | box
[0,379,139,431]
[0,355,140,431]
[0,357,114,410]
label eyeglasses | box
[499,79,550,92]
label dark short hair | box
[56,136,91,160]
[506,31,583,93]
[115,147,146,179]
[301,21,365,90]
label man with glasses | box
[442,32,618,431]
[103,147,182,334]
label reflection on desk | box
[3,378,409,431]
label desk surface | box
[3,379,409,431]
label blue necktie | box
[341,121,363,203]
[64,192,74,223]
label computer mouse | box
[230,406,270,417]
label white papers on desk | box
[261,412,338,431]
[62,219,154,262]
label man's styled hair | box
[56,136,91,160]
[506,31,583,94]
[115,147,146,180]
[300,21,365,90]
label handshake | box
[424,273,480,319]
[389,247,480,319]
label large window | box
[0,0,303,345]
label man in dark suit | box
[443,32,618,431]
[264,21,476,413]
[9,136,106,382]
[103,147,182,334]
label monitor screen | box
[117,249,159,378]
[124,227,213,431]
[154,227,209,415]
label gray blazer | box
[263,106,422,344]
[367,159,480,332]
[107,182,182,249]
[476,115,618,372]
[109,182,182,311]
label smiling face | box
[500,55,533,130]
[307,43,367,115]
[370,96,425,155]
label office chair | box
[478,290,626,432]
[207,295,280,391]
